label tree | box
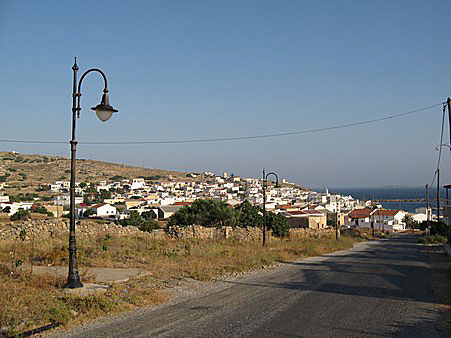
[168,199,235,227]
[10,209,30,221]
[141,210,156,220]
[234,200,262,228]
[83,195,92,206]
[402,215,415,229]
[168,207,196,227]
[266,212,290,237]
[119,211,142,227]
[138,218,160,232]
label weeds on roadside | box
[418,234,447,244]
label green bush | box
[418,234,447,244]
[33,206,53,217]
[428,221,450,237]
[138,219,161,232]
[266,212,290,237]
[10,209,30,221]
[168,199,235,228]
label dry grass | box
[0,234,363,335]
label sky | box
[1,0,450,189]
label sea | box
[320,187,448,214]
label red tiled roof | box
[372,209,402,217]
[302,209,323,215]
[174,201,192,206]
[91,204,104,209]
[349,208,372,218]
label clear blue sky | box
[1,0,450,188]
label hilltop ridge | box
[0,151,185,194]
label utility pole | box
[262,168,266,246]
[426,184,430,228]
[437,168,440,222]
[447,97,451,146]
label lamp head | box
[91,91,118,122]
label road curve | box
[54,236,448,337]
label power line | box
[0,102,443,145]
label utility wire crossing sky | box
[0,102,444,145]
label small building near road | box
[158,205,184,219]
[371,209,406,231]
[90,204,117,217]
[285,209,327,229]
[348,208,373,228]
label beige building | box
[45,205,64,218]
[286,210,327,229]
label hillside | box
[0,151,186,194]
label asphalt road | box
[56,236,448,337]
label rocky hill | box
[0,151,185,194]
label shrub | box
[418,234,447,244]
[33,206,53,217]
[266,212,290,237]
[168,199,235,228]
[428,221,450,237]
[138,219,161,232]
[10,209,30,221]
[83,209,96,217]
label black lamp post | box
[262,169,279,246]
[64,58,118,289]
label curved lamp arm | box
[435,144,451,150]
[265,172,279,187]
[76,68,109,116]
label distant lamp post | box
[65,58,118,289]
[262,169,279,246]
[335,206,339,241]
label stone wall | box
[289,227,336,239]
[165,225,266,241]
[0,218,141,241]
[0,218,336,242]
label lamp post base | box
[63,278,83,289]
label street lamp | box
[65,58,118,289]
[262,169,278,246]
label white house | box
[411,213,427,224]
[0,202,33,215]
[371,209,406,231]
[131,178,145,190]
[348,208,373,228]
[53,195,83,206]
[90,204,117,217]
[0,195,10,203]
